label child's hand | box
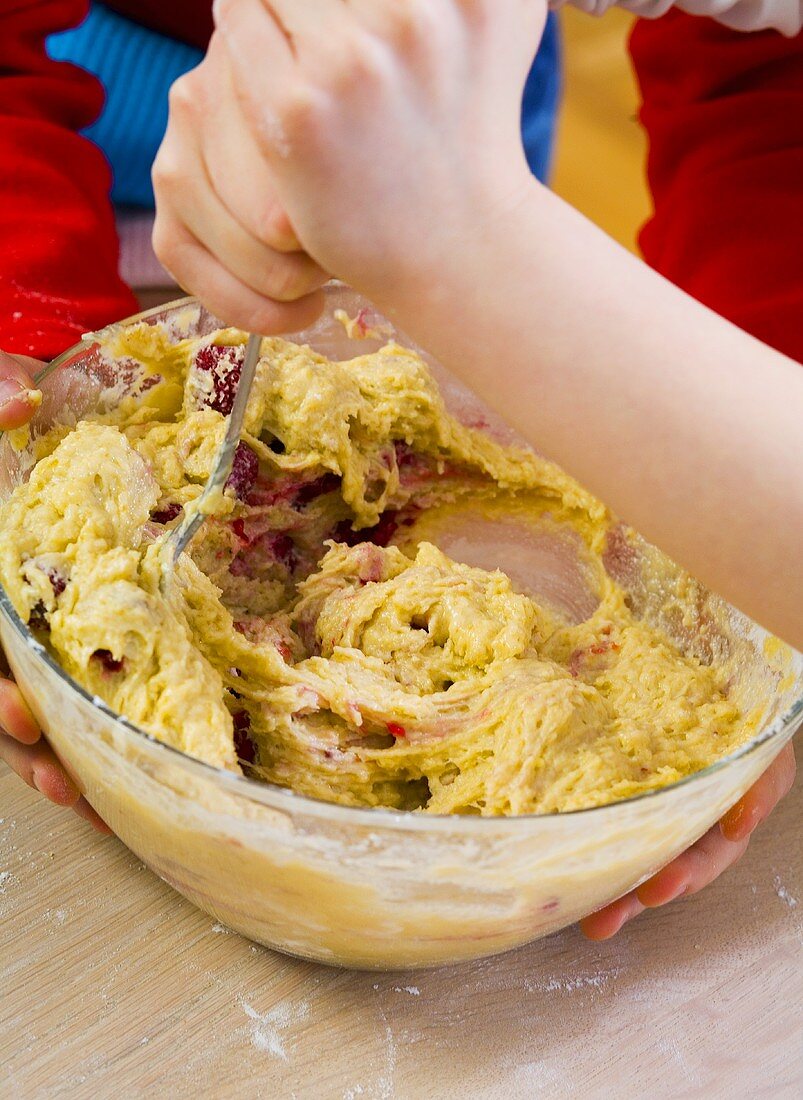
[152,33,330,335]
[0,350,110,834]
[0,349,45,428]
[155,0,546,331]
[580,742,797,939]
[0,672,109,832]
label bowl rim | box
[0,293,800,832]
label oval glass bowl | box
[0,288,800,970]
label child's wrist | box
[373,174,549,340]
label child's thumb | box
[0,350,43,430]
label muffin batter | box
[0,324,746,815]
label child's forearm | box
[375,184,803,647]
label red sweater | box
[1,1,801,363]
[0,0,208,359]
[630,10,803,365]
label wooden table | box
[1,760,800,1099]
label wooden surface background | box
[1,760,800,1098]
[3,11,801,1100]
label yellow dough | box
[0,324,748,814]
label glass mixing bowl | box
[1,289,800,970]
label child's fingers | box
[152,215,325,336]
[214,0,294,90]
[0,350,43,431]
[201,38,304,254]
[260,0,354,45]
[345,0,438,36]
[720,742,796,842]
[0,731,79,806]
[579,827,746,939]
[73,796,113,835]
[154,155,326,302]
[206,137,303,256]
[0,677,40,744]
[0,676,88,810]
[580,892,646,941]
[636,824,750,907]
[164,172,327,303]
[157,58,317,273]
[0,728,112,834]
[580,746,797,940]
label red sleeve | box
[0,0,138,360]
[629,12,803,365]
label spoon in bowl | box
[162,332,262,573]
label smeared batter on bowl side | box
[0,323,748,814]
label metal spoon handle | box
[167,332,262,563]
